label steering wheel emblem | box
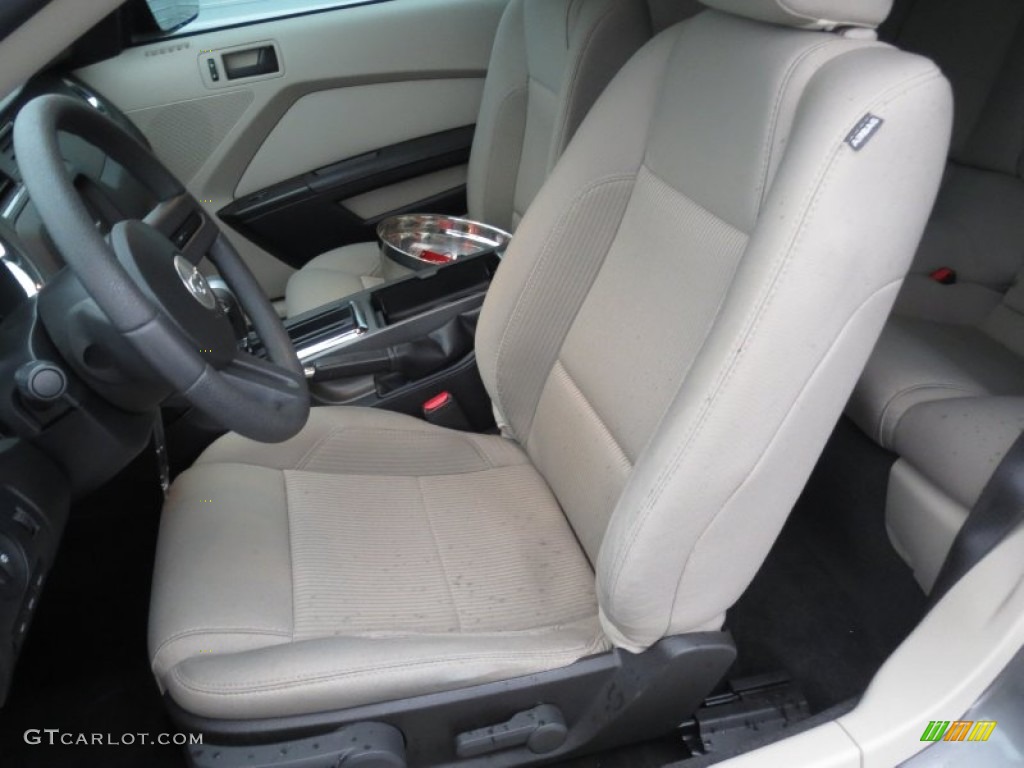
[173,254,217,310]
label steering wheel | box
[13,94,309,442]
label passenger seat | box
[284,0,658,317]
[849,0,1024,590]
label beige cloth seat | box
[151,408,605,719]
[846,0,1024,589]
[284,0,654,317]
[849,313,1024,449]
[850,0,1024,446]
[151,0,952,720]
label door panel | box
[235,78,482,197]
[343,164,469,220]
[74,0,507,298]
[219,125,476,267]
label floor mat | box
[0,448,186,768]
[725,418,929,712]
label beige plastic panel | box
[343,164,469,221]
[74,0,507,298]
[236,80,482,197]
[886,459,969,593]
[714,723,860,768]
[716,525,1024,767]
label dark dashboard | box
[0,73,159,706]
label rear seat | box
[848,0,1024,590]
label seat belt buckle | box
[423,391,471,431]
[929,267,957,285]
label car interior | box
[0,1,1021,767]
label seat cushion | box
[893,395,1024,509]
[284,242,386,317]
[149,407,605,719]
[847,315,1024,448]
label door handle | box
[222,45,279,80]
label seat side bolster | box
[164,619,607,720]
[466,0,530,228]
[549,0,654,169]
[149,463,295,685]
[476,28,677,438]
[598,47,952,648]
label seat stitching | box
[642,163,745,229]
[153,628,292,661]
[296,426,345,470]
[417,476,463,633]
[477,83,529,221]
[528,74,557,97]
[551,358,633,467]
[508,75,554,215]
[290,425,493,474]
[157,615,601,663]
[325,612,603,640]
[283,469,296,644]
[881,381,986,417]
[756,38,844,212]
[457,434,494,469]
[170,635,608,695]
[603,66,946,622]
[650,70,947,635]
[668,278,904,631]
[465,435,514,470]
[628,165,749,443]
[550,0,627,158]
[609,65,946,587]
[493,174,636,437]
[878,382,984,444]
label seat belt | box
[929,429,1024,603]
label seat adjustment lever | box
[455,704,567,759]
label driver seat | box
[151,0,951,735]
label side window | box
[144,0,381,36]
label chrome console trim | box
[0,237,41,297]
[1,186,27,221]
[295,302,368,363]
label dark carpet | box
[725,418,929,713]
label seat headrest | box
[700,0,892,30]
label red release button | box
[419,249,456,265]
[423,392,452,413]
[930,267,957,285]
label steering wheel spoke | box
[223,351,306,406]
[144,193,219,266]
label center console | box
[245,252,501,430]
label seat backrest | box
[466,0,654,232]
[476,0,952,650]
